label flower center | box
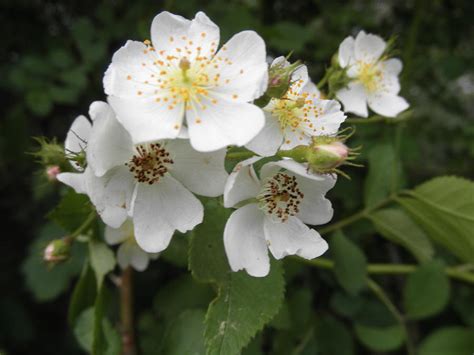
[267,79,323,136]
[257,173,304,222]
[127,38,244,128]
[358,62,383,92]
[126,143,174,185]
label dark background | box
[1,0,473,354]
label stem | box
[225,151,256,160]
[120,267,136,355]
[367,278,415,355]
[70,211,96,239]
[317,69,331,90]
[345,110,412,125]
[294,257,474,285]
[318,195,395,236]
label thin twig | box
[120,267,136,355]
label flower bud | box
[43,237,72,265]
[266,60,302,99]
[307,141,349,171]
[46,165,61,181]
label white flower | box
[105,219,159,271]
[223,157,335,277]
[104,11,268,152]
[57,103,137,228]
[83,101,228,253]
[246,57,346,157]
[336,30,409,118]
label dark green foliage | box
[3,1,474,354]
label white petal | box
[308,99,347,136]
[383,58,402,76]
[108,96,184,144]
[57,172,86,194]
[133,176,203,252]
[264,216,328,260]
[166,139,228,197]
[151,11,220,59]
[354,31,386,63]
[86,167,135,229]
[245,111,283,157]
[132,185,174,253]
[260,159,326,182]
[117,243,133,269]
[186,99,265,152]
[377,72,401,95]
[338,35,355,68]
[65,115,91,170]
[300,80,321,98]
[103,40,157,98]
[105,220,133,245]
[87,101,134,177]
[209,31,268,102]
[294,174,336,225]
[280,128,312,151]
[224,204,269,277]
[128,244,150,271]
[223,156,262,208]
[368,93,409,117]
[336,82,369,117]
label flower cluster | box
[56,11,408,276]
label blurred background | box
[1,0,473,354]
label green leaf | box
[153,274,214,321]
[354,324,404,352]
[403,259,450,320]
[74,307,95,352]
[160,233,189,268]
[68,263,97,325]
[73,302,121,355]
[330,231,367,295]
[364,144,398,207]
[397,176,474,263]
[48,190,92,232]
[315,315,355,355]
[418,327,474,355]
[268,22,312,52]
[22,223,85,302]
[189,199,285,355]
[162,310,206,355]
[204,263,284,355]
[26,90,52,116]
[368,208,434,262]
[88,240,115,289]
[189,198,231,284]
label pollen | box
[257,173,304,222]
[126,143,174,185]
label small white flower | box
[83,102,228,253]
[105,219,159,271]
[104,11,268,152]
[223,157,335,277]
[246,57,346,157]
[336,30,409,118]
[57,103,136,228]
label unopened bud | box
[308,141,349,170]
[46,165,61,181]
[266,60,302,99]
[278,136,356,177]
[43,237,72,265]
